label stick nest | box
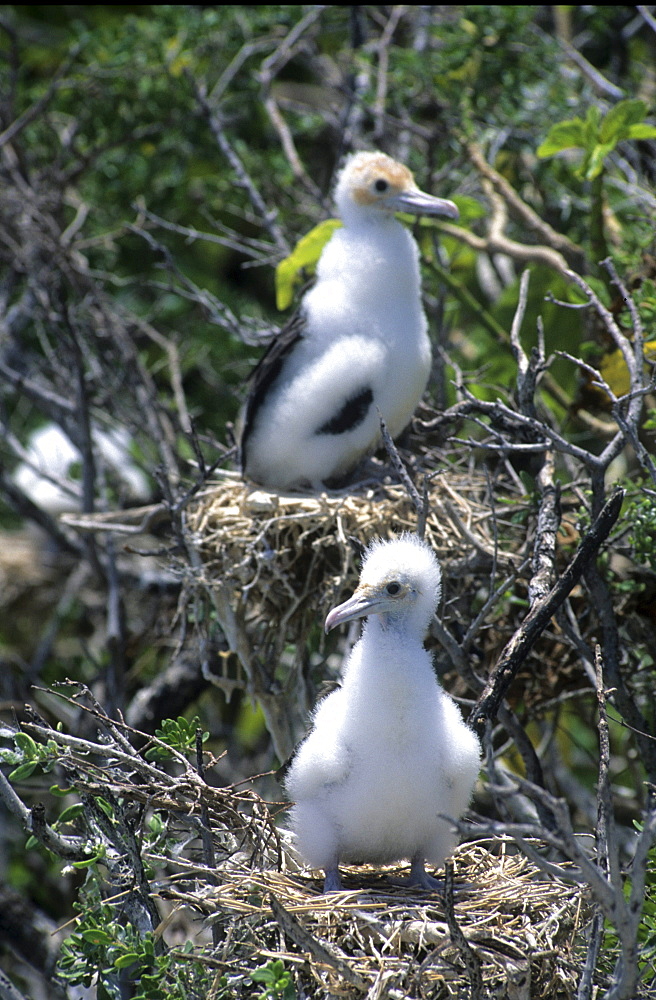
[24,695,596,999]
[184,466,525,659]
[162,827,592,999]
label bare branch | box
[190,75,290,255]
[444,859,486,1000]
[378,410,427,533]
[461,138,587,271]
[529,452,560,605]
[373,7,406,143]
[594,645,621,887]
[469,488,624,735]
[637,5,656,33]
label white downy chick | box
[284,533,481,892]
[240,152,459,492]
[13,423,149,516]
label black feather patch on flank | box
[316,386,374,436]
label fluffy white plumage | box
[13,423,149,515]
[284,534,481,892]
[240,151,459,492]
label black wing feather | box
[239,311,307,472]
[240,306,375,474]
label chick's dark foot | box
[407,856,443,892]
[323,867,343,893]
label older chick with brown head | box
[240,152,459,492]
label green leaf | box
[81,928,114,945]
[9,761,38,781]
[275,219,341,310]
[14,733,38,756]
[446,194,486,221]
[599,98,649,143]
[536,118,587,158]
[583,104,602,146]
[50,784,74,796]
[628,123,656,141]
[114,952,141,969]
[538,99,656,168]
[580,142,614,181]
[58,803,85,824]
[148,812,164,835]
[138,974,163,990]
[251,969,274,984]
[72,854,102,869]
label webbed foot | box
[407,855,443,892]
[323,867,343,893]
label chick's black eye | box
[386,581,401,596]
[374,178,388,192]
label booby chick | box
[240,152,459,492]
[13,423,149,516]
[284,534,481,892]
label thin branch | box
[0,970,30,1000]
[443,860,486,1000]
[378,410,428,534]
[469,488,624,735]
[529,452,560,606]
[373,6,406,142]
[0,44,82,149]
[637,5,656,33]
[190,75,289,255]
[461,138,587,271]
[577,911,604,1000]
[594,645,621,887]
[552,32,625,99]
[269,893,368,991]
[257,6,327,199]
[585,561,656,781]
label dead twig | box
[443,859,487,1000]
[469,487,624,735]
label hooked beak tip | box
[426,198,459,221]
[394,190,459,220]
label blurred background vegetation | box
[0,5,655,998]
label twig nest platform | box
[163,838,591,998]
[184,471,522,648]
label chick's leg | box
[323,864,343,893]
[408,853,442,892]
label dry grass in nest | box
[161,836,592,999]
[184,467,525,655]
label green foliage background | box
[1,5,656,998]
